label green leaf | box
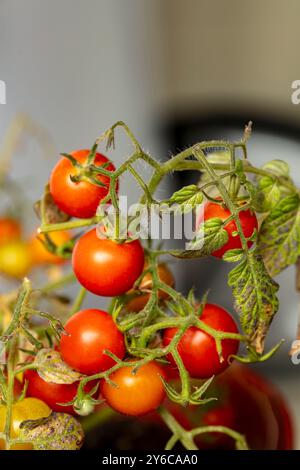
[33,348,82,384]
[177,218,228,258]
[243,180,265,212]
[222,248,244,263]
[258,194,300,276]
[169,185,203,213]
[228,250,279,353]
[19,412,84,450]
[255,160,294,212]
[258,176,281,211]
[261,159,290,178]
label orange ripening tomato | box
[125,264,175,312]
[101,361,166,416]
[29,230,71,265]
[50,150,117,219]
[0,218,21,245]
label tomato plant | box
[125,263,175,312]
[60,309,126,375]
[24,369,96,415]
[100,362,166,416]
[163,304,239,378]
[72,228,145,296]
[50,149,116,219]
[0,121,298,451]
[29,230,71,265]
[200,201,258,258]
[0,398,51,450]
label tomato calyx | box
[35,231,75,260]
[61,151,113,189]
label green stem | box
[158,406,198,450]
[4,336,17,445]
[40,216,99,233]
[190,425,248,449]
[3,279,31,448]
[193,147,249,250]
[68,287,87,317]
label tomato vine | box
[0,121,299,450]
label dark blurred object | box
[82,364,293,450]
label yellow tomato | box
[0,398,51,450]
[0,241,32,278]
[29,230,71,265]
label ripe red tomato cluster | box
[24,308,166,416]
[50,149,145,297]
[24,150,247,418]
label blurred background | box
[0,0,299,449]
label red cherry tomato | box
[24,369,96,415]
[100,361,166,416]
[72,228,145,297]
[60,309,125,375]
[163,304,239,379]
[198,201,258,258]
[50,149,117,219]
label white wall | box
[0,0,166,204]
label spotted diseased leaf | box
[19,412,84,450]
[169,185,203,213]
[222,248,244,263]
[228,250,279,353]
[174,218,228,259]
[33,348,82,384]
[35,184,70,224]
[258,194,300,276]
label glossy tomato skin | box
[0,218,21,245]
[60,309,125,375]
[72,228,145,297]
[163,304,239,379]
[101,361,166,416]
[50,149,116,219]
[125,264,175,312]
[24,369,96,415]
[200,201,258,258]
[0,398,51,450]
